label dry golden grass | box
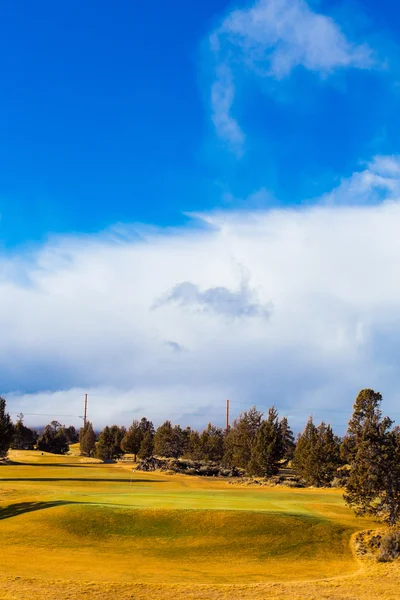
[0,449,396,599]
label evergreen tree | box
[110,424,126,458]
[186,430,202,460]
[79,421,96,457]
[138,417,154,437]
[199,423,224,462]
[95,426,113,461]
[37,421,69,455]
[293,418,341,486]
[343,389,400,526]
[293,417,318,483]
[0,397,14,458]
[11,416,37,450]
[223,406,263,469]
[280,416,295,461]
[153,421,183,458]
[64,425,79,444]
[95,425,125,461]
[181,426,192,456]
[121,419,143,460]
[137,430,154,459]
[248,407,284,477]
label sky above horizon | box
[1,0,400,432]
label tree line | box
[0,389,399,525]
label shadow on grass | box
[4,461,104,468]
[0,501,74,520]
[0,478,165,483]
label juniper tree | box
[137,430,154,459]
[121,419,143,461]
[248,407,284,477]
[293,418,341,486]
[223,406,263,469]
[95,425,125,461]
[186,430,202,460]
[37,421,69,455]
[153,421,184,458]
[280,416,295,461]
[200,423,224,462]
[12,419,37,450]
[79,421,96,457]
[0,397,14,458]
[343,389,400,526]
[64,425,79,444]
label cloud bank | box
[209,0,373,153]
[3,156,400,431]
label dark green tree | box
[153,421,183,458]
[64,425,79,444]
[280,416,295,461]
[11,416,37,450]
[248,407,284,477]
[186,430,202,460]
[137,430,154,459]
[293,418,341,486]
[343,389,400,526]
[79,421,96,457]
[223,406,263,469]
[37,421,69,455]
[293,417,318,483]
[0,397,14,458]
[138,417,154,436]
[121,419,143,461]
[200,423,224,462]
[95,425,125,461]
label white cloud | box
[319,155,400,205]
[209,0,373,152]
[3,156,400,432]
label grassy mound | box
[0,503,357,583]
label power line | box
[9,412,83,418]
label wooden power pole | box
[84,394,88,428]
[225,399,230,432]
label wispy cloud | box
[209,0,373,153]
[319,155,400,205]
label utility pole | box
[225,399,230,432]
[83,394,88,428]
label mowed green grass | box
[0,450,375,584]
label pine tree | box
[95,425,125,461]
[293,418,341,486]
[280,416,295,461]
[121,419,143,461]
[37,421,69,455]
[343,389,400,526]
[153,421,184,458]
[223,406,263,469]
[0,397,14,458]
[293,417,317,484]
[11,417,37,450]
[137,430,154,459]
[248,407,284,477]
[64,425,79,444]
[200,423,224,462]
[186,430,202,460]
[79,421,96,457]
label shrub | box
[376,532,400,562]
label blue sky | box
[2,0,400,430]
[1,0,399,246]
